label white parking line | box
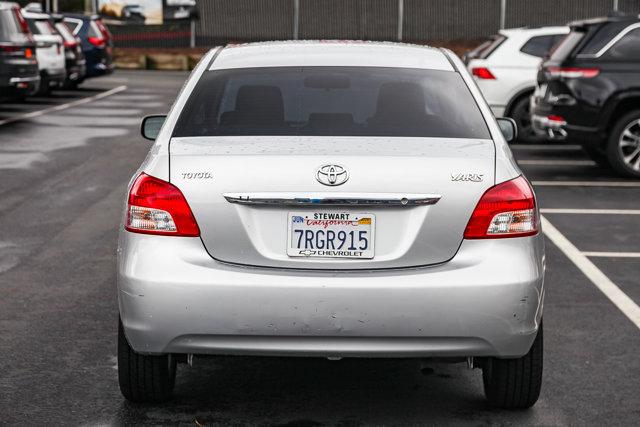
[0,85,128,126]
[541,208,640,215]
[519,159,596,166]
[583,252,640,258]
[542,216,640,330]
[532,181,640,187]
[510,144,582,150]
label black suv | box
[0,2,39,98]
[531,14,640,178]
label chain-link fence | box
[104,0,640,48]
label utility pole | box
[397,0,403,41]
[293,0,300,40]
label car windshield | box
[173,67,490,139]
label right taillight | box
[464,176,538,239]
[546,66,600,79]
[125,173,200,237]
[471,67,496,80]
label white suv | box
[465,27,568,142]
[21,8,65,95]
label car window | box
[0,10,20,40]
[520,35,560,58]
[173,67,491,139]
[602,27,640,61]
[27,19,57,36]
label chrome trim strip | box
[577,22,640,58]
[223,192,442,207]
[9,76,40,84]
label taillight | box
[24,47,33,58]
[88,36,106,48]
[464,176,538,239]
[125,173,200,237]
[63,40,77,48]
[546,67,600,79]
[471,67,496,80]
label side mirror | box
[496,117,517,142]
[141,115,166,140]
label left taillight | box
[125,173,200,237]
[546,66,600,79]
[464,176,538,239]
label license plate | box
[287,211,375,259]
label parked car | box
[117,42,545,409]
[50,14,86,88]
[0,2,39,98]
[63,14,114,78]
[531,14,640,178]
[21,7,65,95]
[465,26,569,142]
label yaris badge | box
[316,164,349,186]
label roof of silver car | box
[208,40,455,72]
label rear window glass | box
[578,21,632,56]
[173,67,490,139]
[550,30,585,61]
[27,19,57,36]
[0,9,22,40]
[520,34,564,58]
[474,35,507,60]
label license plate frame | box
[286,211,376,259]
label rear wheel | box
[509,95,541,144]
[607,110,640,178]
[482,322,543,409]
[118,319,176,402]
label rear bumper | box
[1,75,40,96]
[118,233,545,358]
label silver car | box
[117,41,545,408]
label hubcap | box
[619,119,640,171]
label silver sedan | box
[117,41,545,408]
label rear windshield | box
[27,19,57,36]
[0,9,23,40]
[469,35,507,60]
[550,30,585,61]
[173,67,490,139]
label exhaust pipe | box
[547,127,567,141]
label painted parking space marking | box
[542,216,640,330]
[541,208,640,215]
[519,159,596,166]
[583,252,640,258]
[0,85,128,127]
[532,180,640,187]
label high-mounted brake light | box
[471,67,496,80]
[125,173,200,237]
[546,67,600,79]
[464,176,538,239]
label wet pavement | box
[0,71,639,426]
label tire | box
[482,322,543,409]
[606,110,640,178]
[118,319,177,403]
[509,95,542,144]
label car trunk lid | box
[169,136,495,270]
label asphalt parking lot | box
[0,70,639,426]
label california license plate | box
[287,211,375,258]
